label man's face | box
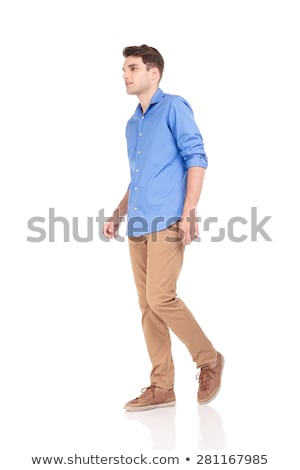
[122,56,157,95]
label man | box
[103,45,224,411]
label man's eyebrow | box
[122,63,141,71]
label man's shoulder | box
[162,92,192,110]
[162,91,188,102]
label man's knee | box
[138,296,149,312]
[147,291,173,315]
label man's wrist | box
[181,207,197,218]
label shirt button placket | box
[133,115,144,213]
[137,117,143,158]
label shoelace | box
[138,385,156,399]
[197,367,215,392]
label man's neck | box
[138,87,159,114]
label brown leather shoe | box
[124,385,176,411]
[197,352,224,405]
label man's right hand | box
[102,190,129,239]
[103,216,121,239]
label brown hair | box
[123,44,164,81]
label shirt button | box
[137,151,141,154]
[139,133,142,136]
[134,187,138,191]
[135,169,139,172]
[141,116,144,119]
[134,207,137,210]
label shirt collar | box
[150,88,164,105]
[135,88,164,115]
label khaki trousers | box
[128,222,217,389]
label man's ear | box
[150,66,160,83]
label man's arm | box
[103,189,129,239]
[179,167,206,245]
[167,98,208,245]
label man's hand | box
[178,209,199,245]
[102,189,129,239]
[103,214,123,239]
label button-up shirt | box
[126,88,208,236]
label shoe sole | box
[198,354,225,405]
[124,401,176,412]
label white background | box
[1,0,299,468]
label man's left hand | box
[178,210,199,245]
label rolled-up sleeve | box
[168,97,208,169]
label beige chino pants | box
[128,222,217,390]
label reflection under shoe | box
[197,405,226,450]
[125,406,176,449]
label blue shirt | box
[126,88,208,236]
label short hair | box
[123,44,164,81]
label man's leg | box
[146,223,217,369]
[145,223,224,405]
[128,235,175,390]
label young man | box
[103,45,224,411]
